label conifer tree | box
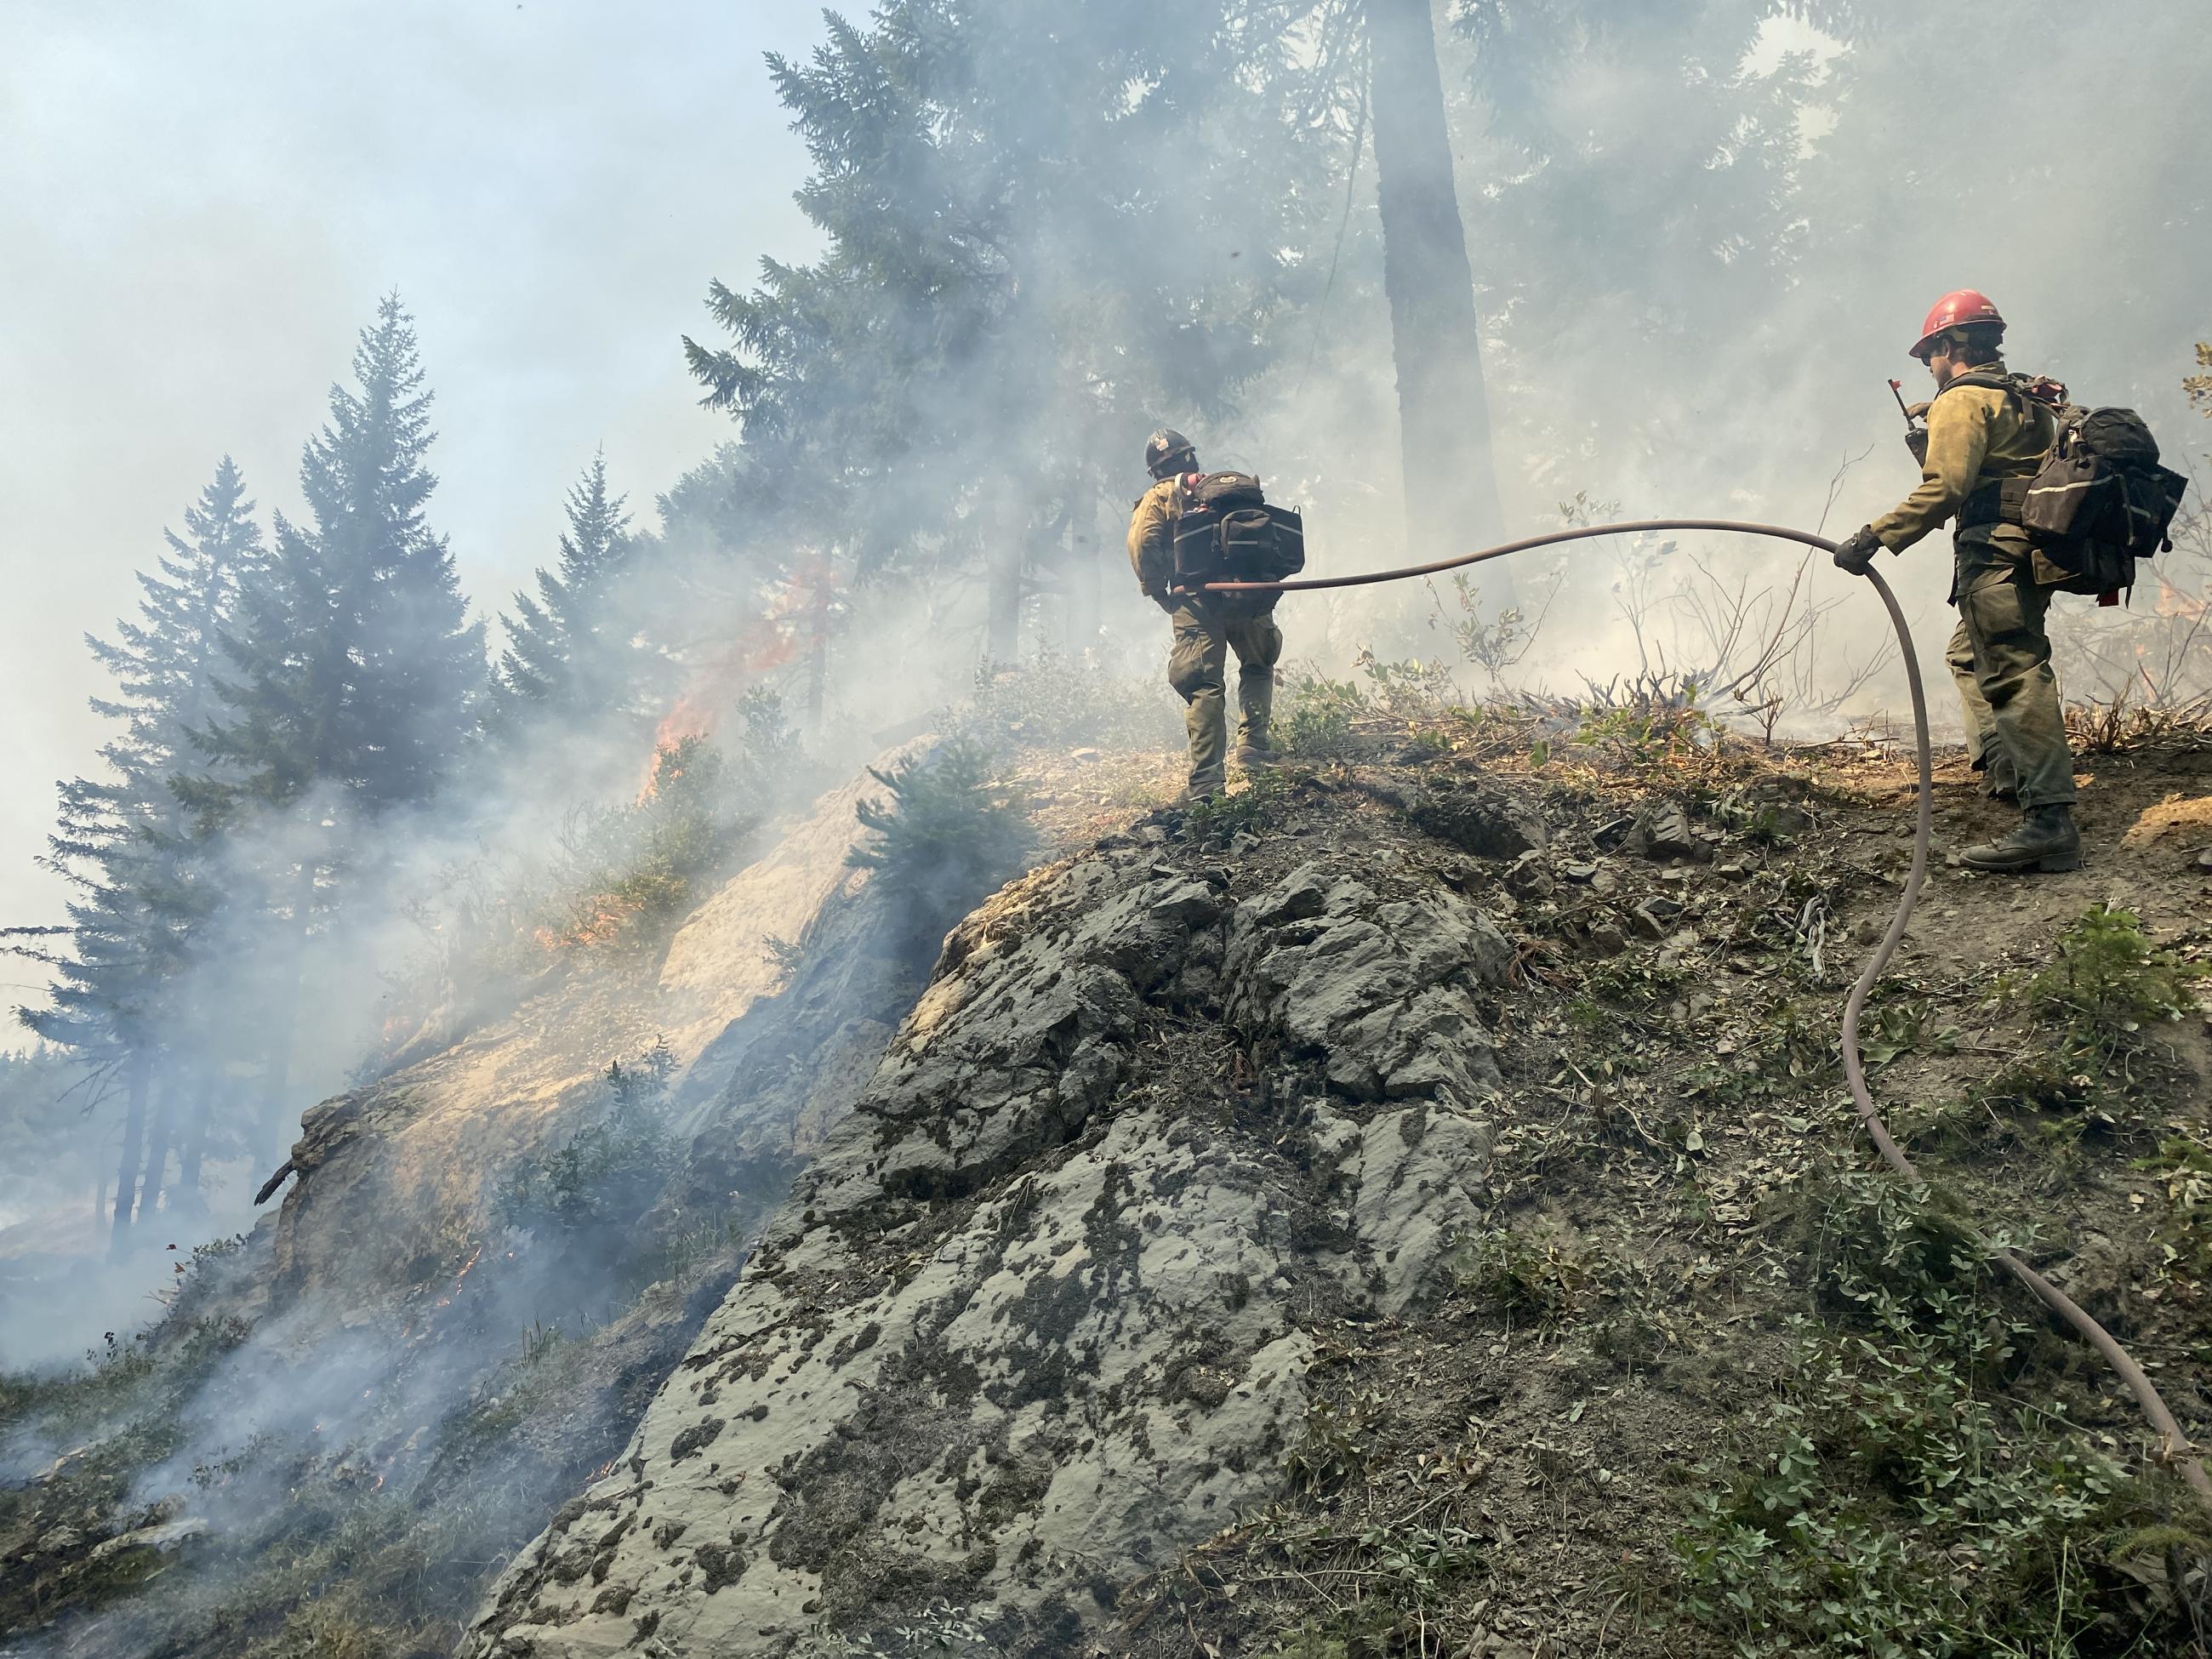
[9,457,264,1246]
[200,294,486,1160]
[207,295,484,818]
[684,2,1334,661]
[490,449,638,732]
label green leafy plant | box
[539,734,750,948]
[850,738,1030,946]
[1180,769,1290,839]
[2028,904,2208,1044]
[1354,647,1458,718]
[498,1040,678,1241]
[1457,1223,1594,1325]
[1277,672,1371,755]
[1856,995,1960,1068]
[1283,1386,1392,1497]
[1679,1158,2205,1656]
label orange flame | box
[636,561,842,797]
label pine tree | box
[200,294,486,1160]
[490,449,638,732]
[206,295,485,818]
[8,458,265,1248]
[683,2,1335,662]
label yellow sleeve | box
[1126,483,1176,598]
[1870,388,1997,551]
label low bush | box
[497,1040,678,1246]
[536,733,753,949]
[2027,904,2208,1049]
[1682,1167,2207,1657]
[850,738,1031,949]
[1276,673,1370,755]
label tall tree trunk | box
[136,1075,180,1232]
[108,1052,152,1258]
[174,1069,219,1217]
[1367,0,1509,601]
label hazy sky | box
[0,1,829,947]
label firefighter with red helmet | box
[1831,291,2081,873]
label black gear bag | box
[1953,373,2188,597]
[2015,406,2187,596]
[1171,471,1306,590]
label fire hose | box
[1203,518,2212,1512]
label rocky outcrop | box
[260,761,919,1318]
[462,841,1515,1656]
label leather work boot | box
[1960,804,2082,874]
[1234,741,1280,767]
[1177,775,1226,807]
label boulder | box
[462,851,1508,1656]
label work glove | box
[1831,526,1884,577]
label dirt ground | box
[1075,712,2212,1658]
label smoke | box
[0,0,830,937]
[1224,2,2212,719]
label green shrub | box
[1456,1223,1594,1325]
[1179,769,1290,839]
[1354,648,1458,718]
[2028,904,2208,1045]
[1277,672,1370,755]
[850,738,1031,946]
[1675,1303,2160,1659]
[1683,1164,2204,1656]
[498,1041,678,1241]
[539,734,752,947]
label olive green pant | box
[1167,599,1282,791]
[1945,528,2077,807]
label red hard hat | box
[1909,289,2005,359]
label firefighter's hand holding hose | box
[1830,524,1884,576]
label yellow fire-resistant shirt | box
[1870,359,2055,551]
[1126,477,1183,602]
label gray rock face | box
[461,855,1512,1656]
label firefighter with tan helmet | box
[1831,291,2082,873]
[1127,428,1291,802]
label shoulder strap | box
[1937,368,2014,398]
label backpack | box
[1950,371,2188,597]
[1172,471,1307,590]
[2019,405,2188,596]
